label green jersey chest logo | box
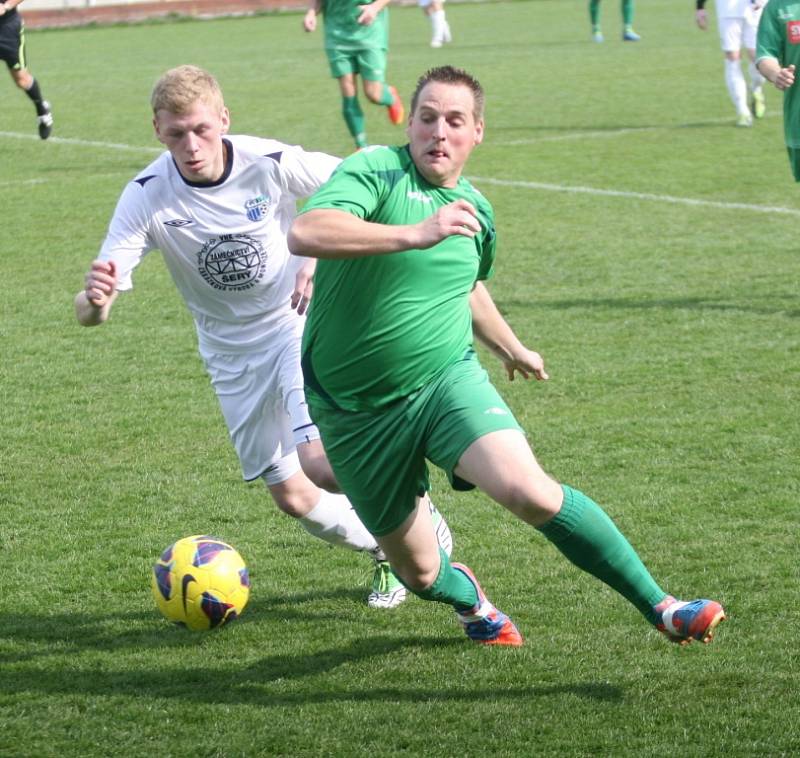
[407,190,432,204]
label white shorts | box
[418,0,444,8]
[717,9,760,52]
[201,325,320,485]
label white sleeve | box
[277,144,342,200]
[98,181,155,291]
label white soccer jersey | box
[99,135,340,353]
[714,0,765,18]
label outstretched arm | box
[288,200,482,259]
[469,281,548,382]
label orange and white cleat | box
[654,596,726,645]
[386,85,405,126]
[452,562,523,647]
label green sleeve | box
[301,156,386,220]
[756,4,783,64]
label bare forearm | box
[74,290,115,326]
[469,282,524,360]
[288,209,422,259]
[757,57,781,83]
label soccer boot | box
[592,30,604,43]
[386,86,405,126]
[37,101,53,140]
[654,595,726,646]
[367,560,408,609]
[452,562,523,646]
[430,36,443,48]
[736,111,754,128]
[752,89,766,119]
[623,28,641,41]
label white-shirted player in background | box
[418,0,451,48]
[74,65,452,610]
[696,0,769,126]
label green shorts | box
[788,147,800,182]
[325,46,386,81]
[308,351,523,537]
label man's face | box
[153,99,230,183]
[407,81,483,188]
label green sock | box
[378,83,395,107]
[538,484,666,625]
[401,548,479,611]
[589,0,601,28]
[341,96,367,148]
[622,0,634,27]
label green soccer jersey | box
[322,0,389,51]
[757,1,800,147]
[300,145,496,413]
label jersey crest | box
[245,194,270,222]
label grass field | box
[2,0,799,755]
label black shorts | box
[0,14,25,70]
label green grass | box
[2,0,799,755]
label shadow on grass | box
[0,591,623,706]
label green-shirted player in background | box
[590,0,640,42]
[303,0,405,149]
[756,0,800,179]
[288,65,727,648]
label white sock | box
[299,490,381,556]
[725,59,749,115]
[431,9,445,39]
[748,61,765,94]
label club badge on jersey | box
[245,194,270,222]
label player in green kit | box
[303,0,404,149]
[589,0,640,42]
[288,65,726,648]
[756,0,800,179]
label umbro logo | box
[407,190,432,204]
[164,218,193,227]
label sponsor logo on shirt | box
[245,194,270,222]
[164,218,193,227]
[788,20,800,44]
[197,233,266,291]
[483,407,508,416]
[407,190,432,204]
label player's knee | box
[266,477,320,518]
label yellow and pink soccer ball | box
[151,535,250,631]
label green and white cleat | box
[368,560,408,609]
[752,89,766,119]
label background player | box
[74,65,451,610]
[0,0,52,138]
[303,0,404,149]
[288,65,726,649]
[589,0,640,42]
[418,0,451,48]
[696,0,768,127]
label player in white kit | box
[696,0,768,126]
[74,65,452,609]
[417,0,451,48]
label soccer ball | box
[151,535,250,631]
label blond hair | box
[150,65,224,116]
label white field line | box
[468,176,800,217]
[488,113,782,146]
[2,129,797,217]
[0,130,161,154]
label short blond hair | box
[150,65,224,116]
